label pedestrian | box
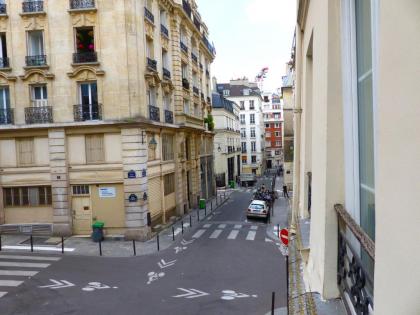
[283,184,289,199]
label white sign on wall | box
[99,187,116,198]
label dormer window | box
[243,89,250,96]
[223,90,230,96]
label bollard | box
[211,201,213,212]
[30,235,34,252]
[204,203,207,216]
[157,233,160,251]
[99,240,102,256]
[271,292,275,315]
[0,234,2,251]
[197,209,200,222]
[277,224,280,238]
[190,215,192,227]
[133,240,137,256]
[181,220,184,234]
[172,226,175,241]
[61,236,64,254]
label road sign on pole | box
[280,228,289,246]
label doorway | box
[72,196,92,235]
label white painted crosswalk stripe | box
[0,292,7,298]
[0,280,24,287]
[246,231,256,241]
[0,270,39,277]
[0,261,50,268]
[203,224,212,228]
[234,224,242,229]
[192,229,206,239]
[250,225,258,231]
[209,230,223,239]
[0,255,61,261]
[227,230,239,240]
[218,224,226,229]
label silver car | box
[246,200,269,222]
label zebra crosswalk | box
[0,254,61,299]
[191,223,264,241]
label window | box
[242,156,247,164]
[275,150,280,156]
[240,128,246,138]
[147,87,156,106]
[17,138,34,166]
[27,30,44,57]
[182,63,188,79]
[160,9,167,27]
[240,101,245,110]
[164,173,175,195]
[3,186,52,207]
[0,86,10,121]
[265,123,269,128]
[240,114,245,124]
[251,156,257,163]
[241,142,247,153]
[249,100,255,110]
[223,90,230,96]
[266,132,271,138]
[162,49,169,69]
[251,141,256,152]
[275,141,281,147]
[275,131,280,137]
[274,112,281,119]
[250,114,255,124]
[0,33,8,68]
[183,99,190,114]
[72,185,90,195]
[162,134,174,161]
[243,89,250,96]
[75,27,95,55]
[194,103,200,117]
[250,127,256,138]
[274,123,280,128]
[30,85,47,107]
[146,38,154,59]
[86,134,104,163]
[163,94,171,110]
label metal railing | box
[22,1,44,13]
[193,15,201,30]
[25,106,53,124]
[202,36,216,56]
[335,204,374,315]
[73,103,102,121]
[0,3,6,14]
[180,42,188,54]
[147,57,157,71]
[0,108,13,125]
[164,110,173,124]
[182,78,190,90]
[25,55,47,67]
[149,105,160,122]
[162,67,171,79]
[144,7,154,24]
[193,86,199,95]
[182,0,192,18]
[73,51,97,63]
[191,52,198,63]
[160,24,169,37]
[70,0,95,9]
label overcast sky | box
[197,0,296,93]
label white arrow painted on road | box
[39,279,75,289]
[181,239,194,246]
[173,288,209,299]
[158,259,177,269]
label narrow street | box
[0,177,288,315]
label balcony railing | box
[193,15,201,30]
[147,58,157,71]
[182,78,190,90]
[0,3,6,14]
[25,106,53,124]
[162,67,171,80]
[70,0,95,9]
[191,52,198,63]
[0,108,13,125]
[25,55,47,67]
[160,24,169,37]
[149,105,160,122]
[180,42,188,54]
[164,110,173,124]
[73,103,102,121]
[0,57,9,68]
[335,204,374,315]
[193,86,199,95]
[22,1,44,13]
[182,0,192,18]
[202,36,216,56]
[144,7,154,24]
[73,51,97,64]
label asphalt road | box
[0,176,287,315]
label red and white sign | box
[279,228,289,246]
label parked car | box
[246,200,269,223]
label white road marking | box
[0,270,39,277]
[0,255,61,261]
[203,224,211,228]
[192,229,206,239]
[173,288,209,299]
[250,225,258,231]
[209,230,223,239]
[0,292,7,298]
[0,280,23,287]
[246,231,256,241]
[2,246,74,252]
[227,230,239,240]
[0,261,50,268]
[218,224,226,229]
[39,279,75,289]
[234,225,242,229]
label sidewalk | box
[0,190,233,258]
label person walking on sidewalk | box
[283,184,289,199]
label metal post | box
[204,203,207,216]
[99,240,102,256]
[0,234,2,251]
[211,201,213,212]
[30,235,33,252]
[61,236,64,254]
[157,233,160,251]
[181,220,184,234]
[271,291,275,315]
[189,215,192,227]
[197,209,200,222]
[286,256,289,315]
[277,224,280,238]
[133,240,136,256]
[172,226,175,241]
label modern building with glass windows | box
[0,0,215,240]
[291,0,420,314]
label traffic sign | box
[279,228,289,246]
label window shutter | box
[18,138,34,166]
[86,134,104,163]
[148,177,162,220]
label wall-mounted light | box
[143,192,148,201]
[148,135,157,151]
[217,145,221,152]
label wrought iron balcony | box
[0,3,7,14]
[147,57,157,71]
[182,78,190,90]
[22,1,44,13]
[193,16,201,30]
[0,108,13,125]
[191,52,198,63]
[0,57,9,68]
[202,35,216,56]
[73,103,102,121]
[25,106,53,124]
[162,67,171,80]
[160,24,169,37]
[25,55,47,67]
[182,0,192,18]
[144,7,154,24]
[73,51,97,64]
[149,105,160,122]
[193,86,199,95]
[70,0,95,9]
[180,42,188,54]
[164,110,173,124]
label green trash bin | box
[229,180,235,189]
[92,221,105,242]
[199,198,206,209]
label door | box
[72,197,92,235]
[79,82,98,120]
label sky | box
[196,0,296,93]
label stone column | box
[49,129,71,236]
[121,128,150,241]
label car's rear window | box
[250,204,264,210]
